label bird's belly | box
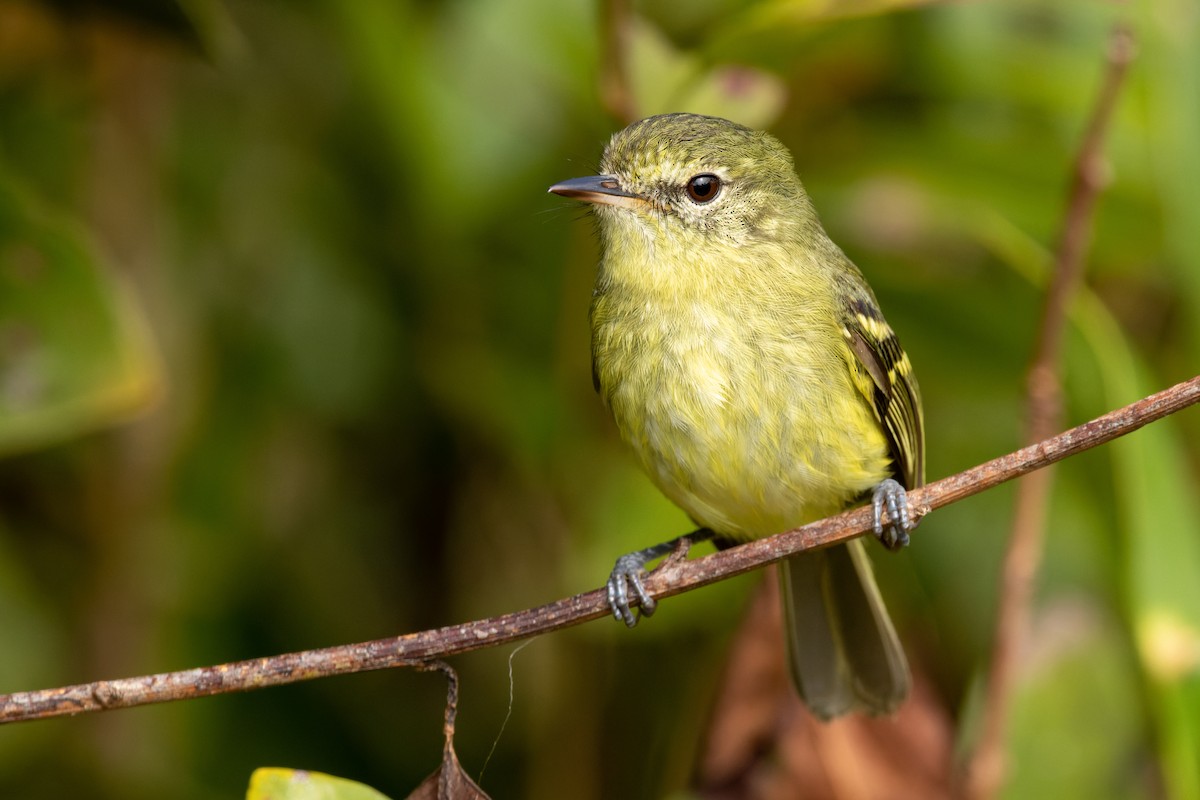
[597,316,891,541]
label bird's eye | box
[685,174,721,204]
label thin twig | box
[964,23,1136,800]
[0,374,1196,726]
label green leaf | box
[626,16,787,128]
[975,210,1200,799]
[704,0,947,62]
[748,0,943,23]
[1002,601,1143,799]
[1061,275,1200,800]
[0,170,161,455]
[247,768,393,800]
[1133,1,1200,356]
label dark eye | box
[685,174,721,204]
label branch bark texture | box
[0,373,1196,725]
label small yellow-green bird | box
[550,113,923,718]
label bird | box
[550,112,923,719]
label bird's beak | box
[548,175,644,209]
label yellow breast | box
[591,255,891,541]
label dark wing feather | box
[842,296,925,490]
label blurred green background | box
[1,0,1198,797]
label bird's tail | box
[780,539,910,719]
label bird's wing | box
[841,296,925,490]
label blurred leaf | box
[1063,266,1200,800]
[1101,356,1200,800]
[703,0,945,62]
[330,0,594,232]
[745,0,941,23]
[419,342,562,466]
[0,170,161,456]
[41,0,243,58]
[975,210,1200,799]
[1134,1,1200,356]
[695,578,955,798]
[247,768,393,800]
[1003,599,1143,799]
[626,16,786,127]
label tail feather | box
[780,539,909,719]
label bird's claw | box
[604,530,713,627]
[607,553,656,627]
[872,478,916,551]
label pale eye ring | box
[685,174,721,204]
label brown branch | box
[0,374,1197,726]
[964,23,1136,800]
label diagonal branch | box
[0,374,1197,726]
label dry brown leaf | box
[696,569,954,800]
[406,745,490,800]
[406,662,492,800]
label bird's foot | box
[607,529,713,627]
[872,478,916,551]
